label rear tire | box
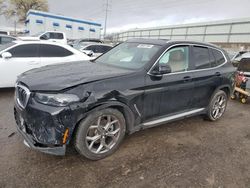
[205,90,228,121]
[74,108,126,160]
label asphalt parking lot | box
[0,88,250,188]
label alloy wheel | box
[211,95,227,120]
[85,115,121,154]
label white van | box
[19,31,67,44]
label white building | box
[25,10,102,39]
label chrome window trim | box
[147,43,227,77]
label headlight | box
[34,93,80,107]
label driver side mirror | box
[1,52,12,59]
[151,64,172,75]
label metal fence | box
[113,18,250,44]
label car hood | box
[18,61,134,91]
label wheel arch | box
[216,85,232,98]
[72,101,135,139]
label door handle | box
[215,72,221,77]
[183,76,192,82]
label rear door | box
[190,46,226,108]
[0,44,40,87]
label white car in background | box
[0,40,90,88]
[79,43,113,58]
[19,31,67,44]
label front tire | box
[74,108,126,160]
[206,90,228,121]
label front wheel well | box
[106,105,134,134]
[72,103,135,140]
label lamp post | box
[13,11,17,35]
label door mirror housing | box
[1,52,12,59]
[151,64,172,75]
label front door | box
[143,45,194,122]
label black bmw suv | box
[14,39,235,160]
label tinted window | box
[238,58,250,72]
[159,46,189,73]
[193,46,211,69]
[8,44,39,57]
[99,46,112,53]
[0,31,8,35]
[1,37,15,44]
[49,32,64,39]
[212,49,225,67]
[40,44,73,57]
[85,45,111,53]
[85,45,98,53]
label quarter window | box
[212,49,225,67]
[193,46,211,69]
[40,44,73,57]
[159,46,189,73]
[8,44,39,57]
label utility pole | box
[104,0,111,39]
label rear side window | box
[8,44,39,57]
[212,49,225,67]
[40,44,73,57]
[193,46,211,69]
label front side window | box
[95,42,161,70]
[7,44,39,57]
[40,44,73,57]
[158,46,189,73]
[193,46,211,70]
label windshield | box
[238,59,250,72]
[0,42,15,52]
[95,42,161,70]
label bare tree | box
[5,0,48,22]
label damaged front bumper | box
[14,98,79,156]
[16,122,66,156]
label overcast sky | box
[1,0,250,33]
